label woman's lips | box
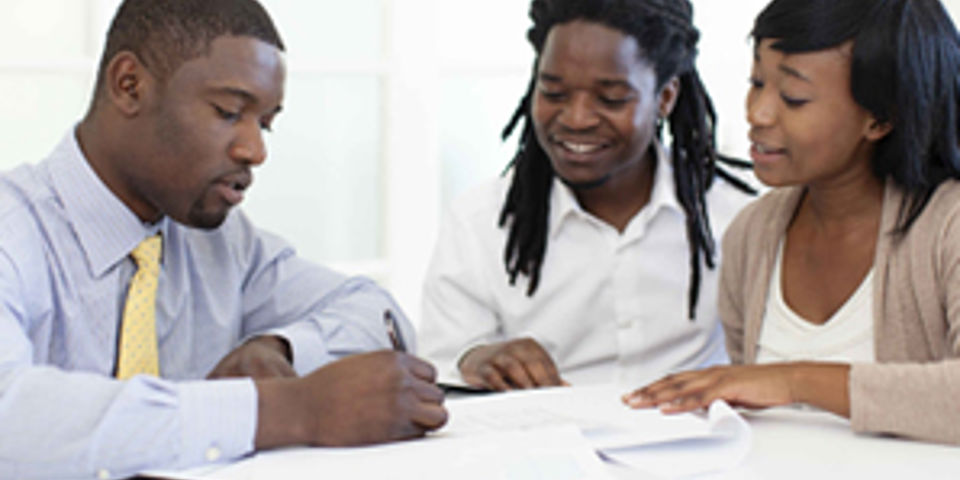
[750,142,787,165]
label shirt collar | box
[646,143,683,217]
[548,175,581,239]
[46,129,165,278]
[548,143,682,239]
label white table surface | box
[609,406,960,479]
[149,401,960,480]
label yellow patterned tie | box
[116,235,162,380]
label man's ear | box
[104,51,153,117]
[658,76,681,119]
[865,118,893,142]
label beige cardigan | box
[720,179,960,444]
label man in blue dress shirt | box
[0,1,446,478]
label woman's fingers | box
[625,369,719,408]
[625,364,801,413]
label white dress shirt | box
[420,148,755,387]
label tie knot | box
[130,235,162,269]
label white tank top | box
[756,241,875,364]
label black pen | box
[438,382,494,395]
[383,309,407,352]
[382,309,491,394]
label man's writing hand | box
[207,335,296,380]
[254,351,448,448]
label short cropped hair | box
[94,0,285,97]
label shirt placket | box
[612,214,655,387]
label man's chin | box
[184,209,230,230]
[557,173,612,191]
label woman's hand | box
[622,362,851,416]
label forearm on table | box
[0,369,257,478]
[790,362,851,417]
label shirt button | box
[97,469,110,480]
[205,446,222,462]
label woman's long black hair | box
[753,0,960,233]
[499,0,755,319]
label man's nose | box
[558,92,601,130]
[230,122,267,166]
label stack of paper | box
[445,384,752,477]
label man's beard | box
[185,196,229,230]
[557,173,612,191]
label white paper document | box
[445,384,752,477]
[145,384,749,480]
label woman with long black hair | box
[627,0,960,444]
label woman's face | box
[746,39,887,188]
[531,20,676,190]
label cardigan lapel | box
[744,187,805,363]
[871,179,902,360]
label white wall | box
[2,0,958,328]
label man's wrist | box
[253,377,308,450]
[253,335,292,363]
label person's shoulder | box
[907,180,960,244]
[722,187,796,249]
[0,163,52,213]
[730,187,795,229]
[705,165,772,232]
[0,165,59,282]
[0,165,56,244]
[925,180,960,216]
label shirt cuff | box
[176,378,257,467]
[266,321,332,376]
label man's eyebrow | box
[208,86,283,114]
[596,79,634,89]
[538,72,562,83]
[538,73,633,90]
[209,86,257,102]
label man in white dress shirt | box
[419,0,756,390]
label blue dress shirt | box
[0,131,413,479]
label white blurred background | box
[2,0,958,327]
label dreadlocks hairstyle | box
[753,0,960,234]
[499,0,754,319]
[93,0,284,103]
